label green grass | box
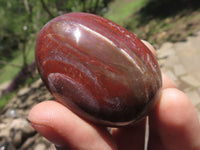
[104,0,147,26]
[0,92,15,109]
[0,41,35,84]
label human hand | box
[28,41,200,150]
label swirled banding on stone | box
[35,12,162,126]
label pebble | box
[30,78,43,89]
[17,87,31,96]
[173,64,186,76]
[12,130,23,147]
[34,143,47,150]
[181,75,200,87]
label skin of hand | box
[28,41,200,150]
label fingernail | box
[26,118,31,123]
[26,118,44,129]
[27,120,66,147]
[27,118,46,128]
[55,145,65,150]
[55,144,72,150]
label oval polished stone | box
[35,12,162,126]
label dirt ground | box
[133,10,200,47]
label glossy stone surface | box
[35,12,162,126]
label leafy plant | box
[0,92,15,109]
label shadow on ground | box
[138,0,200,22]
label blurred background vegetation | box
[0,0,200,107]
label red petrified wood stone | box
[35,12,162,126]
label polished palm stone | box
[35,12,162,126]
